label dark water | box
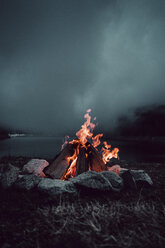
[0,136,165,162]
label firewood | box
[44,143,76,179]
[76,146,89,176]
[87,143,106,172]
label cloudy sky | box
[0,0,165,135]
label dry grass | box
[0,157,165,248]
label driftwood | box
[44,143,77,179]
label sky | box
[0,0,165,136]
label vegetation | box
[0,157,165,248]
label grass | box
[0,157,165,248]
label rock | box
[100,171,123,192]
[107,165,121,174]
[1,243,11,248]
[119,169,153,189]
[119,170,137,190]
[0,164,19,189]
[70,171,122,192]
[15,174,41,191]
[38,178,77,196]
[130,170,153,187]
[23,159,49,177]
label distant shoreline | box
[108,136,165,143]
[1,134,165,143]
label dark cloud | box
[79,0,165,128]
[0,0,165,135]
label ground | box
[0,157,165,248]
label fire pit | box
[0,110,153,198]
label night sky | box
[0,0,165,136]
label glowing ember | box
[60,109,119,179]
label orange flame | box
[61,109,119,179]
[76,109,95,145]
[101,141,119,164]
[62,144,80,180]
[92,133,103,148]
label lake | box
[0,136,165,163]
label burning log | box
[87,143,107,172]
[44,142,107,180]
[44,143,77,179]
[75,146,89,176]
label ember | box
[44,109,119,180]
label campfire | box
[44,109,119,180]
[0,109,153,197]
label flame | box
[92,133,103,148]
[61,144,79,180]
[103,141,111,150]
[101,141,119,164]
[62,157,78,180]
[61,109,119,179]
[76,109,95,145]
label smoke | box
[0,0,165,136]
[77,0,165,130]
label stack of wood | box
[44,141,107,180]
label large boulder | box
[38,178,77,196]
[100,171,123,192]
[23,159,49,177]
[15,174,42,191]
[0,164,19,189]
[119,169,153,189]
[130,169,153,187]
[70,171,123,192]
